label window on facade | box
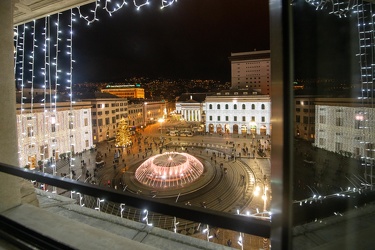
[261,104,265,110]
[242,116,246,122]
[84,118,88,126]
[69,122,73,129]
[209,116,212,121]
[296,115,300,123]
[225,104,229,109]
[336,117,343,126]
[105,111,109,115]
[319,115,326,124]
[217,116,221,121]
[226,116,229,121]
[251,104,255,109]
[251,116,255,122]
[217,104,221,109]
[234,104,237,109]
[51,124,56,132]
[319,138,326,146]
[234,116,237,121]
[303,116,308,124]
[355,120,361,129]
[105,104,109,107]
[112,117,116,123]
[27,126,33,137]
[92,112,96,116]
[242,104,246,109]
[92,120,97,127]
[105,118,110,125]
[209,104,212,109]
[98,119,103,126]
[335,142,343,152]
[262,116,265,122]
[98,111,102,116]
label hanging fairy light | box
[104,0,128,16]
[134,0,150,10]
[142,209,153,226]
[68,9,75,180]
[161,0,177,9]
[78,0,179,25]
[77,0,100,25]
[40,16,49,173]
[18,24,27,166]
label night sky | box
[72,0,270,83]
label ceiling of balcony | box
[13,0,95,26]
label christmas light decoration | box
[305,0,356,18]
[78,0,178,25]
[104,0,128,16]
[142,209,153,226]
[173,217,179,233]
[115,116,132,147]
[238,232,244,250]
[68,9,75,180]
[202,225,213,242]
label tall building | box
[16,102,93,169]
[128,101,144,129]
[100,84,145,99]
[80,93,128,143]
[229,50,271,95]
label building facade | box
[314,99,375,159]
[143,100,167,126]
[82,94,128,143]
[175,93,207,123]
[16,102,93,169]
[229,50,271,95]
[294,96,316,141]
[100,84,145,99]
[204,91,271,136]
[128,102,144,129]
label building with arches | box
[204,91,271,136]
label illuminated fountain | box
[135,152,204,188]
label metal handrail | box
[0,162,271,238]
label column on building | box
[0,0,22,211]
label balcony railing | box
[0,162,271,239]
